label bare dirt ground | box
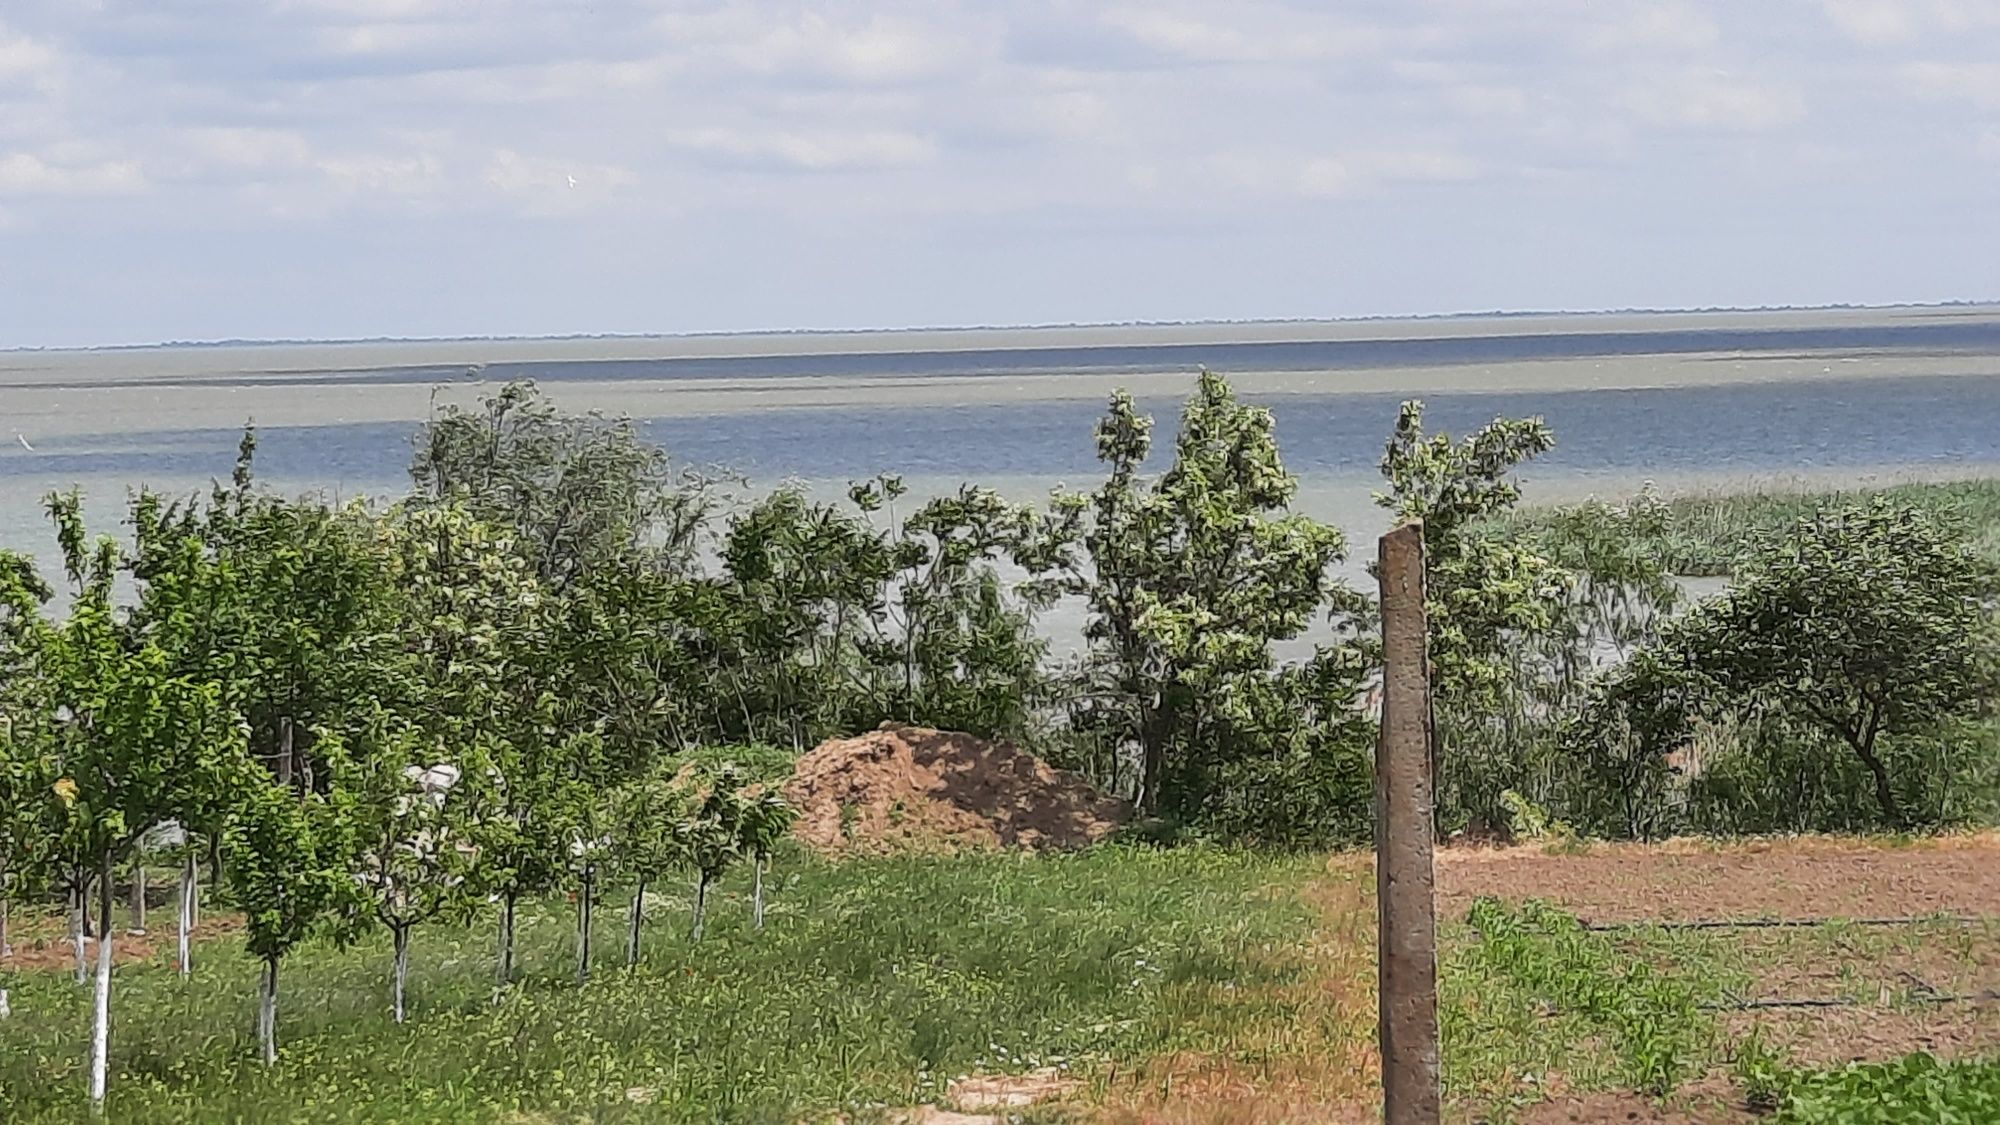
[1431,833,2000,1123]
[1434,831,2000,924]
[1,912,242,972]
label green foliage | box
[1043,371,1360,823]
[1503,477,2000,578]
[1773,1054,2000,1124]
[1583,500,2000,830]
[1376,399,1567,834]
[412,379,724,587]
[1445,899,1730,1106]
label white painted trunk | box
[258,958,278,1065]
[496,893,516,991]
[626,882,645,968]
[177,855,194,979]
[0,988,10,1019]
[70,885,87,985]
[576,872,594,984]
[129,865,146,933]
[88,909,112,1110]
[391,926,410,1024]
[3,894,12,958]
[753,859,765,931]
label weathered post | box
[1377,520,1440,1124]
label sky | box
[1,1,1997,348]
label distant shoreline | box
[8,299,1997,356]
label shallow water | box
[6,305,2000,585]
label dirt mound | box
[785,724,1129,854]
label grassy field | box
[1501,478,2000,576]
[3,839,1995,1122]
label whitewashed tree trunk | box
[129,863,146,934]
[257,957,278,1065]
[88,864,113,1113]
[177,853,195,979]
[2,894,11,958]
[752,858,765,931]
[70,883,88,985]
[691,874,709,943]
[576,870,594,985]
[391,924,410,1024]
[0,988,10,1020]
[626,881,646,968]
[496,892,516,991]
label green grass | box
[1501,478,2000,576]
[0,845,1324,1123]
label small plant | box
[1732,1026,1786,1113]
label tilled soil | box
[1435,832,2000,925]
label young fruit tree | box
[222,766,358,1063]
[608,770,694,968]
[332,719,481,1024]
[738,789,797,930]
[0,493,253,1111]
[683,765,752,942]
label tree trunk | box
[129,863,146,934]
[752,858,765,931]
[1845,710,1902,828]
[89,858,114,1113]
[1854,741,1901,827]
[71,883,88,985]
[626,881,646,968]
[277,717,297,790]
[691,873,709,943]
[496,892,516,990]
[207,837,221,890]
[177,853,195,979]
[576,870,594,985]
[391,924,410,1025]
[2,894,11,958]
[258,957,279,1065]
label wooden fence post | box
[1377,520,1440,1124]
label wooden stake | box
[1377,521,1440,1125]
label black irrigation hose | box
[1579,915,1993,932]
[1700,990,2000,1013]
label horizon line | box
[6,297,1996,355]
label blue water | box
[6,372,1998,493]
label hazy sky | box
[2,1,1997,347]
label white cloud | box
[1821,1,2000,44]
[1903,61,2000,110]
[0,151,144,196]
[1222,146,1482,200]
[0,21,65,92]
[1581,4,1721,53]
[671,126,936,172]
[1820,0,1918,44]
[1625,70,1806,132]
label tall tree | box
[1038,373,1350,815]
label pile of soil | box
[784,724,1129,854]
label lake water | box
[7,304,2000,590]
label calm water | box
[7,306,2000,580]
